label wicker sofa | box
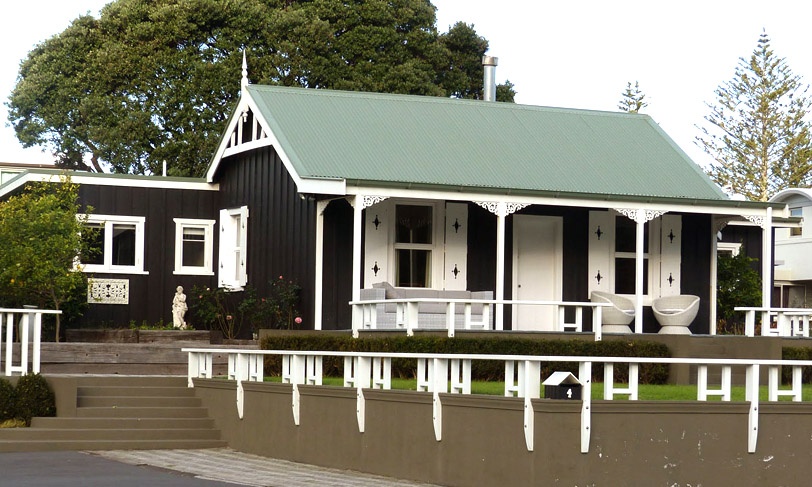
[359,282,493,330]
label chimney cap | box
[482,55,499,67]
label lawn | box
[263,376,812,401]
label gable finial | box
[241,50,249,91]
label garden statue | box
[172,286,188,329]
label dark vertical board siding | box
[466,204,497,293]
[77,185,218,328]
[322,199,353,329]
[680,213,712,334]
[217,146,316,331]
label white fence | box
[184,347,812,455]
[735,307,812,337]
[0,308,61,376]
[349,298,609,340]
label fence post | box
[432,358,448,442]
[593,306,602,341]
[446,302,455,338]
[523,360,540,452]
[579,361,592,453]
[746,364,759,453]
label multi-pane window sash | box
[174,219,216,276]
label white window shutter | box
[444,202,468,291]
[660,214,681,296]
[218,209,231,288]
[588,211,612,295]
[238,206,249,286]
[364,204,390,287]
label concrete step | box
[31,416,215,429]
[77,386,195,397]
[75,406,211,418]
[0,438,227,453]
[0,428,221,441]
[77,395,202,408]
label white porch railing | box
[348,298,609,340]
[735,307,812,337]
[0,308,61,376]
[184,348,812,455]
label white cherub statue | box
[172,286,188,329]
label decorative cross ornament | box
[371,261,380,276]
[667,273,675,287]
[667,230,676,243]
[452,264,460,278]
[594,271,603,284]
[452,218,461,233]
[373,215,381,230]
[595,226,603,240]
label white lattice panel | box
[88,279,130,304]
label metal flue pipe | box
[482,56,498,102]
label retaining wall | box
[193,379,812,486]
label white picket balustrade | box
[183,348,812,456]
[735,307,812,337]
[0,308,61,376]
[349,298,608,340]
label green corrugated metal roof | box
[246,85,727,200]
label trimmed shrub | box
[261,335,671,384]
[15,374,55,426]
[0,378,15,421]
[782,347,812,384]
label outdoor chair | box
[590,291,635,333]
[652,295,700,334]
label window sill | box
[82,267,148,275]
[174,269,215,276]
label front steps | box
[0,375,226,452]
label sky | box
[1,0,811,170]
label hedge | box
[260,335,671,384]
[0,379,15,422]
[15,374,56,426]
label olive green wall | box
[194,379,812,486]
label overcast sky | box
[2,0,811,170]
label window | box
[588,211,682,301]
[174,219,215,275]
[790,208,802,237]
[79,215,146,274]
[613,216,650,295]
[394,205,433,287]
[218,206,248,289]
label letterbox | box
[542,371,582,400]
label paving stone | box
[93,448,441,487]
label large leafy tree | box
[0,177,92,341]
[8,0,516,177]
[696,32,812,201]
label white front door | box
[512,215,563,331]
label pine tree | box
[618,81,647,113]
[696,32,812,201]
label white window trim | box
[717,241,742,257]
[79,214,147,275]
[173,218,216,276]
[218,206,249,291]
[790,207,803,237]
[388,200,444,289]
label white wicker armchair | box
[652,295,700,334]
[590,291,635,334]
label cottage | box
[0,76,792,335]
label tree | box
[0,177,92,341]
[618,81,647,113]
[8,0,517,177]
[716,250,761,335]
[696,32,812,201]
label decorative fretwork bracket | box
[743,215,766,229]
[474,201,530,217]
[361,196,389,210]
[614,208,667,224]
